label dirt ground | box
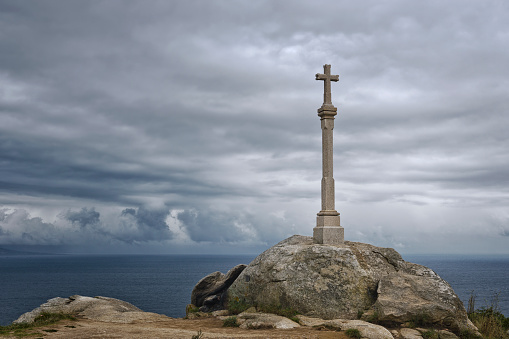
[4,316,351,339]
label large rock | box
[227,235,477,335]
[14,295,167,324]
[191,264,246,312]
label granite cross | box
[315,64,339,107]
[313,64,344,246]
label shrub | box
[421,330,439,339]
[345,328,362,338]
[227,297,250,315]
[191,329,203,339]
[185,304,200,316]
[0,312,76,336]
[222,316,239,328]
[356,310,364,319]
[408,312,433,328]
[365,311,379,324]
[469,307,507,339]
[467,292,509,339]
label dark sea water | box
[0,253,508,326]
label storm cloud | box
[1,1,508,254]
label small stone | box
[400,327,423,339]
[237,312,300,329]
[211,309,229,317]
[296,315,326,327]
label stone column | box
[313,65,344,245]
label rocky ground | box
[4,295,464,339]
[3,316,352,339]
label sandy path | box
[8,317,348,339]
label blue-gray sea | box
[0,253,508,326]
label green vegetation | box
[226,297,251,315]
[0,312,76,337]
[185,304,200,315]
[257,304,300,322]
[408,312,433,328]
[365,311,380,324]
[345,328,361,338]
[467,292,509,339]
[222,316,239,327]
[421,329,439,339]
[191,329,203,339]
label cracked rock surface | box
[14,295,167,324]
[227,235,477,334]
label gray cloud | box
[64,208,100,228]
[119,207,173,243]
[0,1,508,253]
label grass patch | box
[185,304,200,315]
[222,316,239,328]
[227,297,251,315]
[421,329,439,339]
[467,292,509,339]
[365,311,380,324]
[408,312,433,328]
[345,328,361,338]
[0,312,76,337]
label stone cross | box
[313,64,344,245]
[315,64,339,107]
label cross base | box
[314,214,344,245]
[313,226,344,245]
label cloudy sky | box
[1,0,508,255]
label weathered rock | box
[185,311,211,319]
[14,295,167,324]
[295,315,327,327]
[237,312,300,329]
[372,264,477,333]
[191,263,246,312]
[400,328,423,339]
[227,235,477,335]
[327,319,394,339]
[211,309,229,317]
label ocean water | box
[0,254,255,326]
[0,253,507,326]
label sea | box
[0,253,508,326]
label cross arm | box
[315,73,339,82]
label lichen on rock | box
[225,235,478,335]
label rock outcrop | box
[191,263,246,312]
[14,295,168,324]
[226,235,478,335]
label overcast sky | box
[1,0,508,255]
